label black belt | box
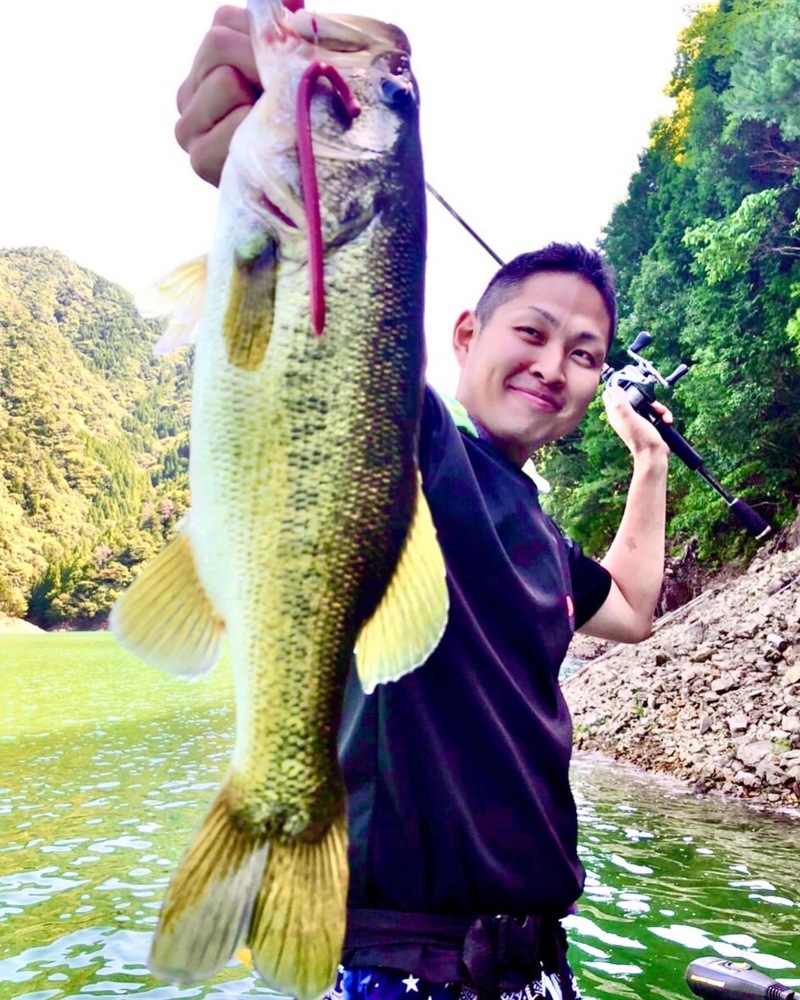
[344,909,576,1000]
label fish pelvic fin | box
[355,473,449,694]
[149,786,270,983]
[250,813,348,1000]
[224,240,278,371]
[137,256,208,356]
[109,518,225,677]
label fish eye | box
[385,51,411,76]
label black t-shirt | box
[340,387,611,920]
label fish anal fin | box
[225,240,277,371]
[355,474,449,694]
[249,813,348,1000]
[109,524,225,677]
[149,786,270,983]
[137,256,208,356]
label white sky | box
[1,0,694,392]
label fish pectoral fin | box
[250,813,348,1000]
[109,520,225,677]
[149,787,270,983]
[137,255,208,356]
[225,240,278,371]
[355,474,449,694]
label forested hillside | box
[0,248,191,626]
[540,0,800,566]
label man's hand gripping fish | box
[110,1,448,995]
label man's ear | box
[452,310,478,369]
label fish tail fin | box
[149,784,270,983]
[249,812,348,1000]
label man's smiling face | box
[453,270,611,466]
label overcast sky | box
[1,0,694,391]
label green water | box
[1,634,798,1000]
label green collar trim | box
[434,390,551,494]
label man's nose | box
[529,345,566,384]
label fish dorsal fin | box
[137,256,208,356]
[109,516,225,676]
[354,474,448,694]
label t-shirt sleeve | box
[566,538,612,628]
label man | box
[174,8,671,999]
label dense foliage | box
[540,0,800,565]
[0,248,191,625]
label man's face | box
[453,271,610,466]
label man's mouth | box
[507,385,564,412]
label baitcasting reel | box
[601,332,772,540]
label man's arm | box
[579,384,670,643]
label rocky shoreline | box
[564,519,800,813]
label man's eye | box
[516,327,543,339]
[572,349,599,367]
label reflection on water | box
[570,756,799,998]
[2,635,798,1000]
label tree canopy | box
[540,0,800,566]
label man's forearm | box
[600,450,668,636]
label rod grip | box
[643,411,704,469]
[729,498,772,539]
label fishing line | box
[425,182,505,266]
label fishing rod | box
[602,332,771,539]
[425,183,505,266]
[686,957,797,1000]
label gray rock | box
[684,622,706,646]
[736,741,775,767]
[711,675,738,694]
[783,665,800,686]
[728,714,749,734]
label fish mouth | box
[292,11,411,57]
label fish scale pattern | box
[188,83,427,843]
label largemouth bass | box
[110,1,448,995]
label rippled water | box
[2,634,798,1000]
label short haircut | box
[474,243,617,347]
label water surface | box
[2,634,798,1000]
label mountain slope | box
[0,247,191,624]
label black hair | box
[474,242,617,347]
